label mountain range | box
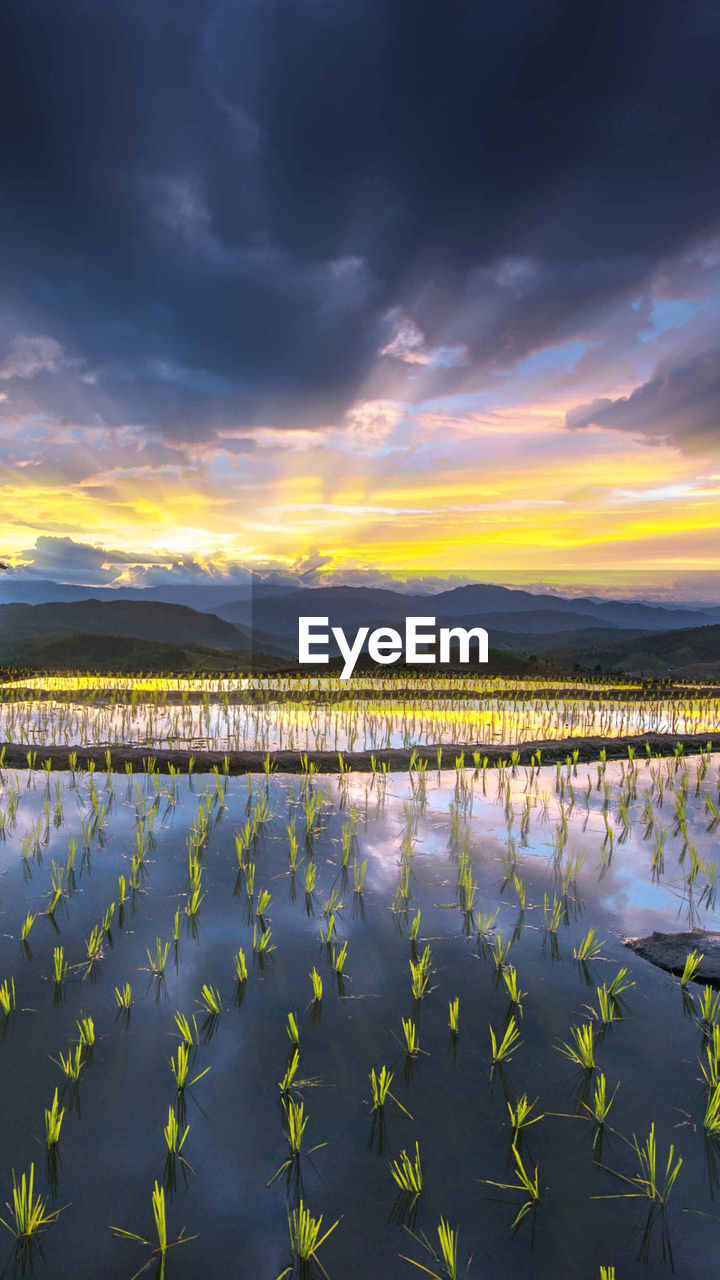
[0,578,718,676]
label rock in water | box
[624,929,720,982]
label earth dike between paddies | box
[2,730,720,774]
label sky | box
[2,0,720,599]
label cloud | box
[343,399,405,448]
[290,547,334,581]
[5,533,497,594]
[15,535,140,583]
[3,0,720,591]
[0,335,68,381]
[2,0,719,445]
[11,536,255,587]
[380,309,469,370]
[566,345,720,452]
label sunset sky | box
[2,1,720,597]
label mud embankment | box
[1,731,719,775]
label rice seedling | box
[173,1011,199,1046]
[253,924,275,954]
[606,968,635,999]
[588,985,617,1025]
[369,1066,413,1118]
[698,984,720,1028]
[395,863,412,910]
[483,1145,540,1228]
[170,1043,210,1091]
[0,1164,67,1240]
[448,997,460,1035]
[400,1217,463,1279]
[476,905,499,939]
[410,910,421,943]
[680,949,703,986]
[397,1017,421,1059]
[310,966,323,1002]
[111,1180,195,1270]
[115,983,132,1011]
[197,984,222,1016]
[0,978,15,1018]
[146,937,170,976]
[410,946,432,999]
[84,924,104,966]
[270,1099,327,1186]
[390,1142,423,1202]
[278,1049,313,1098]
[557,1023,596,1070]
[331,940,348,973]
[77,1015,95,1046]
[286,1011,300,1046]
[318,911,336,945]
[163,1105,191,1162]
[51,946,67,986]
[512,873,526,911]
[184,871,204,918]
[652,828,666,873]
[324,893,345,928]
[46,861,65,915]
[19,912,36,942]
[574,928,604,962]
[281,1200,339,1278]
[53,1043,85,1082]
[44,1090,64,1147]
[234,948,248,984]
[286,822,300,873]
[502,966,526,1010]
[594,1123,682,1205]
[507,1094,543,1140]
[490,1016,521,1064]
[489,933,512,971]
[582,1072,618,1133]
[353,858,368,893]
[701,1024,720,1088]
[703,1083,720,1137]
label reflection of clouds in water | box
[318,756,720,938]
[0,756,719,1276]
[3,753,717,949]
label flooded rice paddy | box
[0,678,719,753]
[0,747,719,1276]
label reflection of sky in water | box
[340,757,720,938]
[0,756,718,1277]
[2,693,719,750]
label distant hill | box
[0,599,250,657]
[546,622,720,677]
[0,576,296,611]
[0,632,285,674]
[216,582,720,637]
[2,577,718,636]
[0,584,718,679]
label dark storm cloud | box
[566,344,720,452]
[16,535,144,582]
[1,0,720,436]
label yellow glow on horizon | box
[3,400,720,579]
